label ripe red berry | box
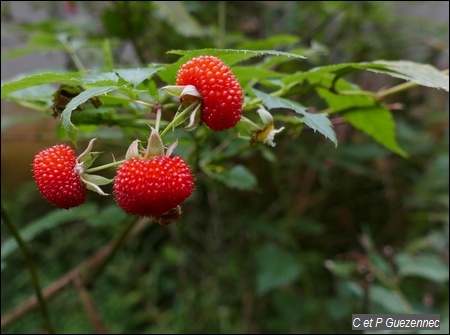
[176,55,243,131]
[113,156,195,217]
[32,144,88,209]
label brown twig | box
[1,216,153,330]
[1,203,55,334]
[74,276,108,334]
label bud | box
[245,106,285,147]
[144,127,165,158]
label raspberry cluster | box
[113,156,194,217]
[32,144,88,209]
[32,55,244,224]
[176,55,243,131]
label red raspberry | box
[32,144,88,209]
[176,55,243,131]
[113,156,195,217]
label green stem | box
[1,203,55,334]
[372,68,448,101]
[104,95,155,108]
[367,262,415,313]
[240,116,260,131]
[376,81,417,100]
[243,98,263,112]
[159,102,199,138]
[155,105,162,133]
[86,159,125,173]
[59,35,85,72]
[340,90,378,98]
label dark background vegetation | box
[1,1,448,333]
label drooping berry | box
[113,156,195,217]
[176,55,243,131]
[32,144,88,209]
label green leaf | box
[79,151,102,170]
[8,84,55,101]
[1,203,98,262]
[159,48,306,84]
[316,84,407,157]
[344,107,407,157]
[1,32,66,61]
[153,1,203,37]
[253,89,337,146]
[263,44,328,70]
[79,72,119,85]
[281,70,317,88]
[325,260,357,278]
[256,244,301,294]
[369,285,412,313]
[1,72,83,99]
[282,60,449,91]
[168,48,307,65]
[396,253,449,283]
[368,60,449,91]
[209,165,257,190]
[236,34,300,50]
[82,174,113,186]
[85,205,128,227]
[1,44,66,61]
[61,86,119,145]
[115,66,164,88]
[232,66,286,87]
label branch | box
[1,203,55,334]
[58,34,86,71]
[1,216,153,330]
[74,276,108,334]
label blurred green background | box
[1,1,448,333]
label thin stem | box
[104,95,154,108]
[73,276,108,334]
[85,159,126,174]
[1,217,153,330]
[339,90,378,98]
[159,102,199,138]
[376,81,417,100]
[377,68,448,99]
[1,203,55,334]
[366,262,415,313]
[59,35,85,72]
[155,105,162,133]
[239,116,260,131]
